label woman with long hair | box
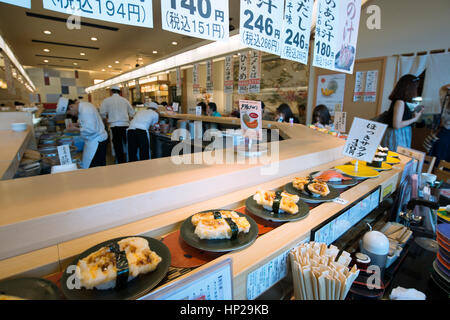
[381,74,424,151]
[312,104,332,128]
[275,103,299,123]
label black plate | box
[284,182,340,203]
[245,195,309,222]
[60,236,171,300]
[309,170,359,189]
[0,278,61,300]
[180,210,259,253]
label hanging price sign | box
[193,63,200,94]
[312,0,362,74]
[224,55,234,94]
[161,0,229,41]
[248,50,262,93]
[280,0,314,65]
[43,0,153,28]
[238,52,249,94]
[206,59,214,93]
[239,0,284,55]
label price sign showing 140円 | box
[161,0,229,41]
[240,0,284,56]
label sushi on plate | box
[315,170,352,182]
[191,210,250,240]
[253,190,300,214]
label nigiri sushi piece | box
[306,181,330,197]
[75,237,161,290]
[315,170,351,182]
[253,190,299,214]
[192,210,250,240]
[293,177,311,191]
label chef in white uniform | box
[100,86,135,164]
[127,103,159,162]
[66,99,108,169]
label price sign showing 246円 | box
[240,0,284,56]
[161,0,229,41]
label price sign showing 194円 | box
[161,0,229,41]
[240,0,284,56]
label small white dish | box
[51,163,78,174]
[11,123,27,132]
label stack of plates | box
[432,223,450,294]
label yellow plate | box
[385,156,401,165]
[335,165,380,178]
[388,151,400,158]
[350,160,392,171]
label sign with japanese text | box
[334,111,347,133]
[238,52,249,94]
[206,59,214,93]
[343,117,387,163]
[240,100,262,132]
[193,63,200,94]
[239,0,284,56]
[312,0,362,74]
[195,105,202,116]
[353,71,366,102]
[43,0,153,29]
[0,0,30,8]
[56,97,69,114]
[176,67,182,96]
[364,70,378,102]
[57,144,73,166]
[161,0,228,41]
[224,55,234,94]
[248,50,262,93]
[280,0,314,65]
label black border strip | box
[310,186,381,244]
[32,40,100,50]
[35,54,88,61]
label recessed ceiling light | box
[80,52,85,56]
[101,69,105,71]
[43,30,51,35]
[115,61,119,64]
[153,50,158,54]
[108,65,112,68]
[91,37,98,41]
[172,41,178,45]
[138,57,143,61]
[73,63,78,66]
[43,49,50,52]
[43,59,49,63]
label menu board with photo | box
[238,52,249,94]
[43,0,153,28]
[313,0,362,74]
[280,0,314,65]
[248,50,262,93]
[316,74,346,116]
[239,0,284,56]
[240,100,262,133]
[161,0,229,41]
[224,55,234,94]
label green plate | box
[245,195,309,222]
[284,182,340,203]
[180,210,259,253]
[60,236,171,300]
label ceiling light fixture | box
[153,50,158,54]
[115,61,119,64]
[43,30,52,35]
[172,41,178,45]
[43,49,50,52]
[73,63,78,65]
[91,37,98,41]
[102,69,105,71]
[43,59,49,63]
[80,52,85,56]
[108,65,112,68]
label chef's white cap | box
[111,85,120,91]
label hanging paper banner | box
[193,63,200,94]
[224,55,234,94]
[248,50,262,94]
[135,80,142,101]
[176,67,182,97]
[353,71,366,102]
[280,0,314,65]
[239,0,284,56]
[0,0,30,8]
[4,57,15,95]
[206,59,214,94]
[334,111,347,133]
[364,70,378,102]
[312,0,362,74]
[238,52,249,94]
[161,0,229,41]
[43,0,153,29]
[122,82,129,99]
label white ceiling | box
[0,0,241,77]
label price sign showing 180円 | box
[240,0,284,56]
[161,0,229,41]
